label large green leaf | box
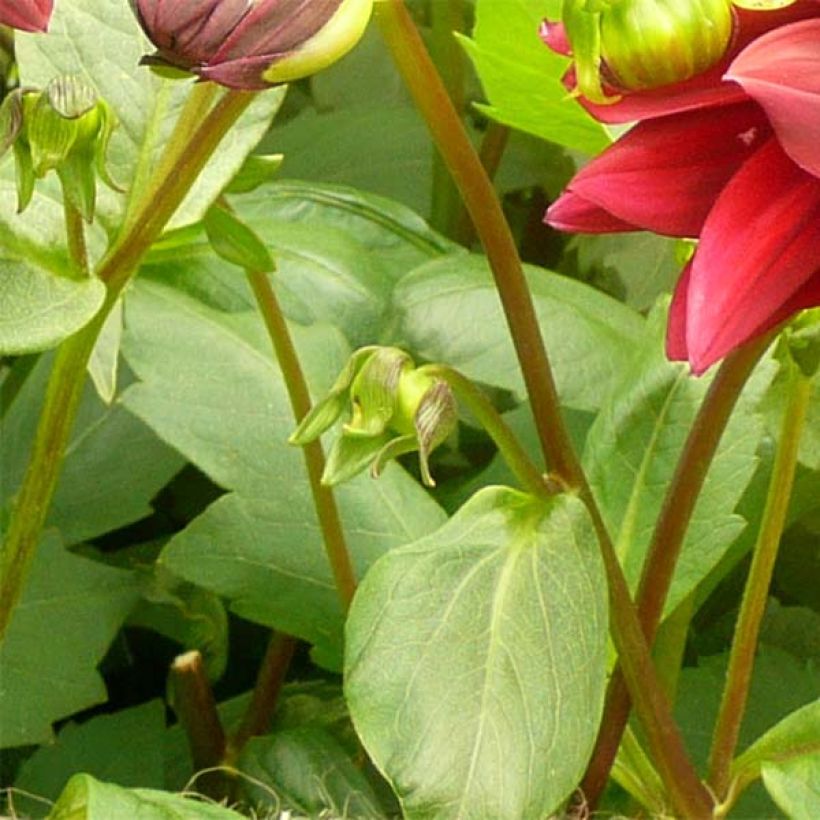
[463,0,609,154]
[120,281,447,668]
[733,701,820,799]
[583,306,773,614]
[0,534,139,748]
[392,254,644,411]
[48,774,245,820]
[1,356,184,546]
[14,701,166,816]
[346,488,608,819]
[762,753,820,820]
[0,259,106,355]
[675,646,820,818]
[239,727,386,818]
[142,181,457,346]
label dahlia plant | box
[0,1,816,819]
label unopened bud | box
[2,76,119,219]
[560,0,735,102]
[131,0,374,90]
[600,0,733,90]
[290,347,457,487]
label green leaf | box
[675,646,820,818]
[2,356,185,546]
[48,774,245,819]
[16,0,284,232]
[142,181,457,347]
[733,701,820,798]
[762,752,820,820]
[238,727,385,818]
[568,232,682,312]
[393,253,644,411]
[14,701,166,813]
[203,205,274,273]
[463,0,609,154]
[0,259,105,355]
[0,534,139,748]
[345,488,608,819]
[120,281,447,668]
[583,304,774,613]
[124,548,229,681]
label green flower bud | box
[562,0,735,102]
[290,347,457,487]
[1,75,119,219]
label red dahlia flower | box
[130,0,373,90]
[545,2,820,373]
[0,0,53,32]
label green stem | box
[580,333,772,807]
[707,364,811,800]
[0,88,255,644]
[171,650,230,800]
[429,0,466,238]
[377,3,710,814]
[421,364,549,498]
[246,269,357,608]
[62,197,90,278]
[453,123,510,247]
[229,632,298,758]
[375,0,576,485]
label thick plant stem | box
[707,365,811,801]
[171,651,229,799]
[377,3,711,815]
[376,0,576,484]
[246,269,357,608]
[580,333,773,807]
[430,0,466,238]
[422,364,549,498]
[0,89,254,644]
[453,123,510,247]
[230,632,298,757]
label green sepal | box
[346,347,412,438]
[371,435,419,480]
[204,204,275,272]
[289,347,378,445]
[561,0,615,104]
[413,379,457,487]
[322,431,392,486]
[12,139,35,213]
[57,148,97,222]
[0,88,24,158]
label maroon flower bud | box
[130,0,373,90]
[0,0,53,33]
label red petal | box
[727,19,820,179]
[666,262,692,362]
[0,0,53,32]
[552,102,771,237]
[545,190,639,234]
[539,19,572,57]
[686,139,820,372]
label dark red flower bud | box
[130,0,373,90]
[0,0,53,33]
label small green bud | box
[1,75,119,219]
[290,346,457,487]
[562,0,735,102]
